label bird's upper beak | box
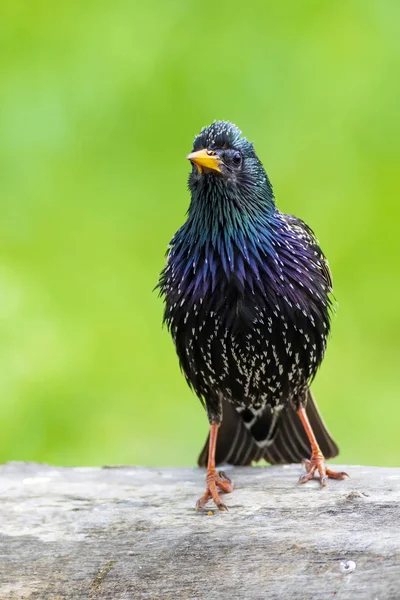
[186,149,222,174]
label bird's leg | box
[297,406,348,487]
[196,422,233,511]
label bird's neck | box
[186,179,276,247]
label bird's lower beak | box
[187,149,222,174]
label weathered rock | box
[0,462,399,599]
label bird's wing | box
[282,213,333,292]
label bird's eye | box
[232,151,242,166]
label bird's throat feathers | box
[161,196,288,325]
[160,199,330,332]
[176,172,278,286]
[187,170,275,246]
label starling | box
[158,121,347,511]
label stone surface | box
[0,462,399,599]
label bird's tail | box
[197,390,338,467]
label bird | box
[158,121,347,511]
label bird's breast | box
[171,291,328,409]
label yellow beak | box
[187,149,222,174]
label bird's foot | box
[298,452,349,487]
[196,469,233,511]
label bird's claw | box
[196,469,233,511]
[217,470,231,484]
[298,456,349,487]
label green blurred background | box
[0,1,399,468]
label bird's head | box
[187,121,274,209]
